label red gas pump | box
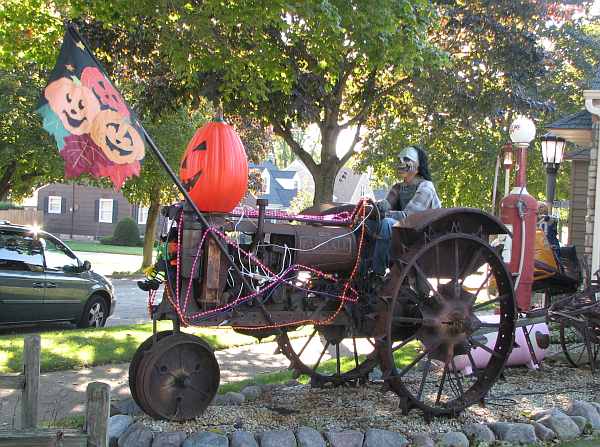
[500,117,538,312]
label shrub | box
[103,217,141,246]
[0,202,23,210]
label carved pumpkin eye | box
[78,100,84,110]
[123,130,133,145]
[66,92,72,103]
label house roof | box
[546,109,592,130]
[251,161,296,179]
[250,161,298,208]
[564,147,591,161]
[588,66,600,90]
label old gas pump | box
[500,116,538,312]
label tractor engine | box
[176,203,360,317]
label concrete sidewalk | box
[0,340,288,428]
[0,336,374,428]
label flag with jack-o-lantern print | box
[37,24,145,190]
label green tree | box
[358,1,597,210]
[0,68,64,201]
[78,0,439,205]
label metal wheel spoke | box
[312,341,330,373]
[469,338,502,359]
[474,269,494,298]
[467,351,479,377]
[416,358,432,401]
[473,294,508,311]
[450,359,465,401]
[453,239,460,288]
[459,247,484,286]
[397,349,430,378]
[436,364,449,405]
[412,263,442,300]
[393,316,424,325]
[392,334,417,353]
[297,329,318,358]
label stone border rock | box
[111,385,600,447]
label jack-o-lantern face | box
[179,120,248,212]
[45,77,101,135]
[81,67,130,117]
[90,110,145,164]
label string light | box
[149,199,370,329]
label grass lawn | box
[0,321,278,374]
[63,240,145,256]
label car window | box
[41,237,79,271]
[0,230,44,271]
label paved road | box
[108,278,155,327]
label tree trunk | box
[0,161,17,201]
[311,157,341,206]
[141,197,161,270]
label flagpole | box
[66,23,259,298]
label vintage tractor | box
[129,199,516,421]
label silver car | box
[0,222,116,327]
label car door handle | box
[32,282,45,288]
[46,282,57,288]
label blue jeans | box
[366,217,397,275]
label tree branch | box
[339,123,362,167]
[0,160,17,200]
[271,120,318,173]
[339,72,410,129]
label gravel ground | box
[140,360,600,438]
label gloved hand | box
[375,199,391,215]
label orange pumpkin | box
[45,77,101,135]
[179,120,248,212]
[90,110,145,164]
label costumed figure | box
[537,201,561,258]
[137,227,178,292]
[367,145,441,276]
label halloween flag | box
[37,24,145,190]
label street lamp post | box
[540,134,566,207]
[500,116,538,312]
[502,143,514,197]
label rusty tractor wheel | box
[560,320,599,371]
[378,233,516,418]
[276,324,379,388]
[129,331,177,411]
[135,334,220,421]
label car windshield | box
[40,237,79,271]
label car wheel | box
[78,295,109,328]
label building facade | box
[37,183,153,240]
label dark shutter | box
[61,197,66,214]
[112,200,118,223]
[94,199,99,222]
[43,197,49,214]
[133,205,139,222]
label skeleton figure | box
[368,146,442,276]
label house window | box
[48,196,62,214]
[98,199,114,223]
[138,206,149,224]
